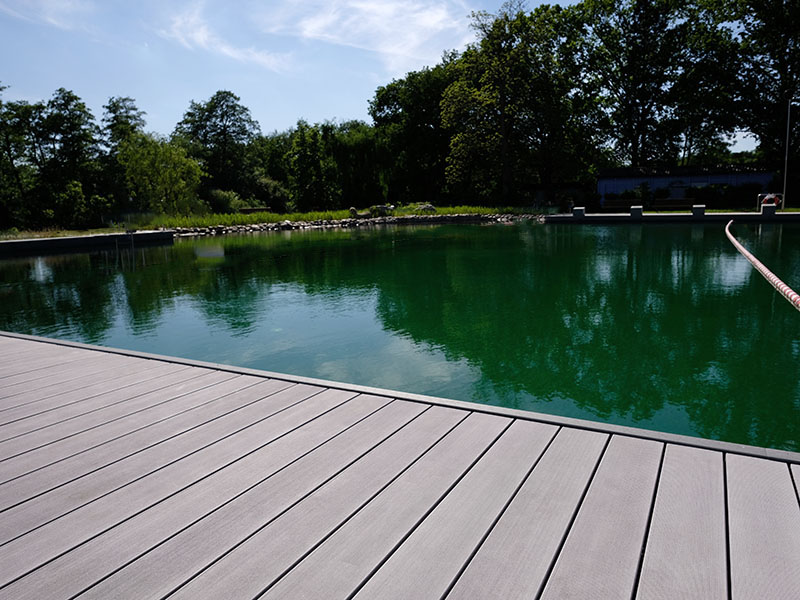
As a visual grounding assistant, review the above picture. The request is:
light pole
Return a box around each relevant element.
[783,97,798,210]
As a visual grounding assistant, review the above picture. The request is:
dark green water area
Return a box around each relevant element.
[2,223,799,451]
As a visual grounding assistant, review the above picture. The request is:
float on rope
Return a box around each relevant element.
[725,220,800,312]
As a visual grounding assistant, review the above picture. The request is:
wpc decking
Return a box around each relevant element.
[1,332,799,599]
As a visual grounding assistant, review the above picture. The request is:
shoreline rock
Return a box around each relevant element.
[170,213,544,237]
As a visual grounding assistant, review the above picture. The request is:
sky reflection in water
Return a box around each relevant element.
[1,223,799,451]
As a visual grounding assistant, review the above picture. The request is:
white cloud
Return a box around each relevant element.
[315,334,479,392]
[0,0,94,29]
[0,0,477,76]
[258,0,476,75]
[161,3,291,72]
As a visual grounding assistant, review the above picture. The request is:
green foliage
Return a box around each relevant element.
[370,60,457,205]
[325,120,386,207]
[441,2,603,205]
[40,88,100,189]
[102,96,146,151]
[173,90,260,198]
[100,96,146,214]
[286,120,341,212]
[251,175,291,213]
[1,1,796,231]
[0,86,103,228]
[393,205,524,215]
[137,205,526,229]
[69,186,112,229]
[141,210,352,229]
[207,189,248,213]
[248,131,292,189]
[731,0,800,168]
[581,0,685,166]
[670,2,740,165]
[118,132,205,215]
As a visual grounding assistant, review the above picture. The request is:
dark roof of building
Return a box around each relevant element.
[598,164,776,179]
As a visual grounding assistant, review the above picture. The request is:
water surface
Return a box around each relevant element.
[2,223,799,450]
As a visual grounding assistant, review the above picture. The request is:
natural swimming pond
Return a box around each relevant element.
[2,223,799,451]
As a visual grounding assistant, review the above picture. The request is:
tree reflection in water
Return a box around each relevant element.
[1,223,798,450]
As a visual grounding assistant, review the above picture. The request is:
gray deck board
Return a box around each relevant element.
[171,405,467,600]
[0,333,798,599]
[0,381,329,545]
[0,337,35,356]
[0,387,357,587]
[0,353,127,393]
[0,370,212,459]
[260,412,510,599]
[636,444,727,600]
[353,419,557,599]
[540,435,663,599]
[0,348,88,379]
[0,358,171,412]
[75,399,426,600]
[4,395,400,600]
[0,343,79,368]
[448,427,608,600]
[0,363,194,430]
[0,373,257,475]
[727,454,800,599]
[0,361,180,422]
[0,341,88,366]
[0,379,295,505]
[0,377,289,533]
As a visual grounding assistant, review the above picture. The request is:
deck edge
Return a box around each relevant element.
[2,330,797,464]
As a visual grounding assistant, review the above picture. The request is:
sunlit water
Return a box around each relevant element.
[2,223,799,450]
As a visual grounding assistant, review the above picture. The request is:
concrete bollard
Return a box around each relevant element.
[573,207,585,219]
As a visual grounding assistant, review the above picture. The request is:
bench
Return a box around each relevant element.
[599,198,638,212]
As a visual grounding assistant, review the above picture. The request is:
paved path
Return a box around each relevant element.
[1,332,799,599]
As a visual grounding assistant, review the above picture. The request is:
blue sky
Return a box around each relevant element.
[0,0,535,136]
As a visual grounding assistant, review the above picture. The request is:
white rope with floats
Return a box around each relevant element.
[725,220,800,312]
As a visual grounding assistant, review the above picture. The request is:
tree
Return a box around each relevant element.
[518,4,608,190]
[102,96,146,152]
[39,88,100,190]
[12,88,102,227]
[173,90,261,201]
[369,59,457,205]
[581,0,684,166]
[0,85,33,227]
[441,2,533,204]
[118,132,205,215]
[670,2,741,165]
[732,0,800,169]
[286,120,340,212]
[326,120,385,208]
[55,179,111,229]
[246,131,294,211]
[441,2,601,205]
[101,96,146,213]
[249,130,293,186]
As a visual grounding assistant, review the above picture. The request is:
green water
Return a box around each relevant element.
[2,223,799,451]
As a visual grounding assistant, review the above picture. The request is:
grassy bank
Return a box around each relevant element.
[0,226,127,241]
[0,206,530,240]
[142,205,526,229]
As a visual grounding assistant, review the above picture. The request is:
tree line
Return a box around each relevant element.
[1,0,797,230]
